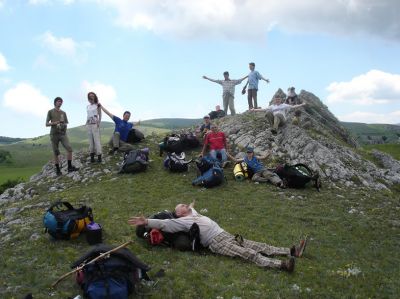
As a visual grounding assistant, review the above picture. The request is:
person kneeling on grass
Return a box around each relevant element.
[128,201,307,272]
[231,147,285,188]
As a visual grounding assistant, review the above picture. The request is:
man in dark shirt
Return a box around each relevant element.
[45,97,78,175]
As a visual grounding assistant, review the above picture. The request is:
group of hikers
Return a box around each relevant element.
[44,61,309,273]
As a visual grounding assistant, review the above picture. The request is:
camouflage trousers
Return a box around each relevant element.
[252,169,282,186]
[208,231,290,269]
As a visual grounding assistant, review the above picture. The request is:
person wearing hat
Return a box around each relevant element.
[286,87,300,105]
[253,96,306,135]
[231,147,285,188]
[203,72,247,116]
[45,97,79,175]
[242,62,270,110]
[200,124,230,166]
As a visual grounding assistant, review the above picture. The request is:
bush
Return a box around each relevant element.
[0,178,23,194]
[0,149,12,164]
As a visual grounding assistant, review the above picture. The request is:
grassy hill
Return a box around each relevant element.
[0,123,170,185]
[341,122,400,144]
[1,135,399,298]
[140,118,202,129]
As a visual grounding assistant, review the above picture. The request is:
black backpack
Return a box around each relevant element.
[71,244,151,299]
[163,152,192,173]
[43,201,93,240]
[180,132,200,149]
[136,210,203,251]
[126,129,145,144]
[275,163,321,191]
[119,149,149,174]
[161,135,184,155]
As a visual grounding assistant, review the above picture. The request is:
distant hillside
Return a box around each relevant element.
[140,118,201,129]
[341,122,400,145]
[0,136,26,144]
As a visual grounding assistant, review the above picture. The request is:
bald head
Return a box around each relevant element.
[174,204,192,217]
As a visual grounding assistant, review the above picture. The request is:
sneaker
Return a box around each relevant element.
[281,257,295,272]
[68,166,79,173]
[291,236,308,258]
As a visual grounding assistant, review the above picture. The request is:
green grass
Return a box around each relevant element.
[362,143,400,160]
[1,135,399,298]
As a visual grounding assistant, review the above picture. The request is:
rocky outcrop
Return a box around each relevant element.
[214,89,400,190]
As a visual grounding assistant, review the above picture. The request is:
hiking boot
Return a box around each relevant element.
[271,129,277,135]
[68,166,79,173]
[281,257,295,272]
[97,155,102,163]
[290,237,308,258]
[90,153,95,163]
[56,169,62,176]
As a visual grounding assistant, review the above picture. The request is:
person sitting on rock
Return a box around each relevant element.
[200,124,230,167]
[254,96,306,135]
[231,147,285,188]
[286,87,301,105]
[128,201,308,272]
[208,105,226,120]
[99,103,140,153]
[196,115,212,138]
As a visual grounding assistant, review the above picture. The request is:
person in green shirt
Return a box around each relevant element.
[45,97,79,176]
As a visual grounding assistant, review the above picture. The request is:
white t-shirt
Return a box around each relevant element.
[87,104,99,124]
[268,103,292,119]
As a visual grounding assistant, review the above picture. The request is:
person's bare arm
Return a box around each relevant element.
[292,102,306,109]
[98,103,114,119]
[128,216,148,226]
[200,142,207,157]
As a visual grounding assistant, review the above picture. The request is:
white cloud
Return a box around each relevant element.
[91,0,400,41]
[0,52,10,71]
[29,0,75,5]
[339,110,400,124]
[3,82,52,117]
[326,70,400,105]
[81,81,124,117]
[38,31,93,62]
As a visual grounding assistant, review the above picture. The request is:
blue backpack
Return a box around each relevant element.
[72,244,151,299]
[192,157,224,188]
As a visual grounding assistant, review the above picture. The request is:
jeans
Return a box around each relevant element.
[210,149,227,162]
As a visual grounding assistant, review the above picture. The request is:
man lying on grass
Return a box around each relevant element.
[128,201,307,272]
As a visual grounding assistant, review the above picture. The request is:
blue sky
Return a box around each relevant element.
[0,0,399,138]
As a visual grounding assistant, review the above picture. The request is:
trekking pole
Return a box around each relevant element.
[52,240,133,288]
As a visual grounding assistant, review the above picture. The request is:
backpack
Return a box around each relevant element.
[180,132,200,149]
[43,201,93,240]
[126,129,145,144]
[119,149,149,174]
[192,157,224,188]
[72,244,151,299]
[275,163,321,191]
[136,210,202,251]
[163,152,192,173]
[160,135,184,156]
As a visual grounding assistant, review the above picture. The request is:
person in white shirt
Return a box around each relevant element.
[86,92,102,163]
[254,96,306,135]
[128,201,308,272]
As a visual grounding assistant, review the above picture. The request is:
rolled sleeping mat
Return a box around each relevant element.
[233,162,248,181]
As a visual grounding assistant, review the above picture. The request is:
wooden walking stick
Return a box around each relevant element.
[52,240,133,288]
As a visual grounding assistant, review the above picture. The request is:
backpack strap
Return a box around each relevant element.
[48,201,74,212]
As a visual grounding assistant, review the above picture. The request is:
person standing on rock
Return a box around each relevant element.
[231,147,285,188]
[254,96,306,135]
[203,72,247,116]
[242,62,270,110]
[286,87,300,105]
[45,97,79,176]
[86,92,102,163]
[98,103,140,154]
